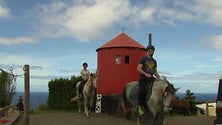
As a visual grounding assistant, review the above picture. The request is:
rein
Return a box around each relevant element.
[162,84,173,111]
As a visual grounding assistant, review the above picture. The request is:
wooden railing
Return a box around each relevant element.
[0,105,14,117]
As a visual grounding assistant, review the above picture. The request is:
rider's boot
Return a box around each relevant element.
[138,106,144,116]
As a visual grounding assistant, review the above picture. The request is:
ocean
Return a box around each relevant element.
[12,92,217,110]
[176,93,217,102]
[12,91,49,110]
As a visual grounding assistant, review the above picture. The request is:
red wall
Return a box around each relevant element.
[97,48,146,95]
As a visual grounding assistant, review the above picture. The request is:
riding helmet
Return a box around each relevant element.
[147,45,155,50]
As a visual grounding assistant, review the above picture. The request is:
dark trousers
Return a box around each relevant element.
[138,77,154,109]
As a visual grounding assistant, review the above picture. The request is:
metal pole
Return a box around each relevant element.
[24,65,30,125]
[148,33,152,46]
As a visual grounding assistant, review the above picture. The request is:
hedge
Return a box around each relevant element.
[48,75,81,111]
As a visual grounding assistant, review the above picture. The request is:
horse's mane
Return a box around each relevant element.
[155,76,175,95]
[166,81,176,95]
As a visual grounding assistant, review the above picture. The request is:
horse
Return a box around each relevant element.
[121,78,178,125]
[83,73,97,117]
[16,102,24,111]
[71,73,97,116]
[170,99,190,116]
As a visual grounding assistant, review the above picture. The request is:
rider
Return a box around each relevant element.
[137,45,160,115]
[72,62,90,101]
[16,96,24,111]
[79,62,90,97]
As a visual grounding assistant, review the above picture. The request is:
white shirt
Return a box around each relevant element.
[81,69,90,80]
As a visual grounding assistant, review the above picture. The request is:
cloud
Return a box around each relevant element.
[213,57,222,62]
[30,0,222,43]
[0,1,10,18]
[31,0,134,42]
[195,64,212,69]
[166,71,220,93]
[151,0,222,27]
[0,52,77,77]
[0,36,36,46]
[211,35,222,50]
[1,0,222,46]
[199,35,222,50]
[192,0,222,26]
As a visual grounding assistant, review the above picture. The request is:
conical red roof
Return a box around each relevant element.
[96,33,146,51]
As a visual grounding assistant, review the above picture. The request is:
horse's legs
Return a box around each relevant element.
[89,97,94,112]
[152,110,164,125]
[188,108,190,116]
[84,97,90,117]
[170,110,173,116]
[77,100,81,113]
[136,117,141,125]
[185,108,190,116]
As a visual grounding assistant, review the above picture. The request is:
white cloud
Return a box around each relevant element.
[213,57,222,62]
[32,0,133,42]
[0,1,10,18]
[0,52,77,77]
[1,0,222,46]
[211,35,222,50]
[137,0,222,27]
[195,64,212,69]
[0,36,36,46]
[192,0,222,26]
[200,35,222,50]
[29,0,222,43]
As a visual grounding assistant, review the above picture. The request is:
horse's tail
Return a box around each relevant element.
[120,85,132,119]
[120,86,127,112]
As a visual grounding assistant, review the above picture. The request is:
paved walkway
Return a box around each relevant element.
[13,112,215,125]
[0,108,20,125]
[0,108,216,125]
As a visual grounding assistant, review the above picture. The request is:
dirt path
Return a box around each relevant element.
[14,113,215,125]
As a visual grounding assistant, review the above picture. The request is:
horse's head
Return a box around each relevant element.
[162,80,179,112]
[89,73,97,88]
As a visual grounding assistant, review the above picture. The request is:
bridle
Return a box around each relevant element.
[162,89,173,111]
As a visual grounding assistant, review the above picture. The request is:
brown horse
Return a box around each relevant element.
[170,99,190,116]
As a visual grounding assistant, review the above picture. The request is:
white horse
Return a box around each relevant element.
[71,73,97,117]
[83,73,97,117]
[121,78,178,125]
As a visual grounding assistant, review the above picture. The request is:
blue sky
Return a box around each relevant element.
[0,0,221,93]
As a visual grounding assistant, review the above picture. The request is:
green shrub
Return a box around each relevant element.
[47,75,81,111]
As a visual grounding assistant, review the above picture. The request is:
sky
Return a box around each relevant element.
[0,0,222,93]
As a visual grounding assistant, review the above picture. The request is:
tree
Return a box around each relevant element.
[184,89,197,114]
[0,70,16,107]
[184,89,196,102]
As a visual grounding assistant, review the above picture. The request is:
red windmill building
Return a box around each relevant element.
[96,32,146,95]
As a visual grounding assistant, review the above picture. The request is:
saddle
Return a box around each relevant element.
[129,79,155,101]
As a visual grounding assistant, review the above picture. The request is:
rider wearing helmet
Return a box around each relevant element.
[147,45,155,51]
[137,45,160,115]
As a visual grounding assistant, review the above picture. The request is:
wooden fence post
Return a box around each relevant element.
[24,65,30,125]
[206,101,209,116]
